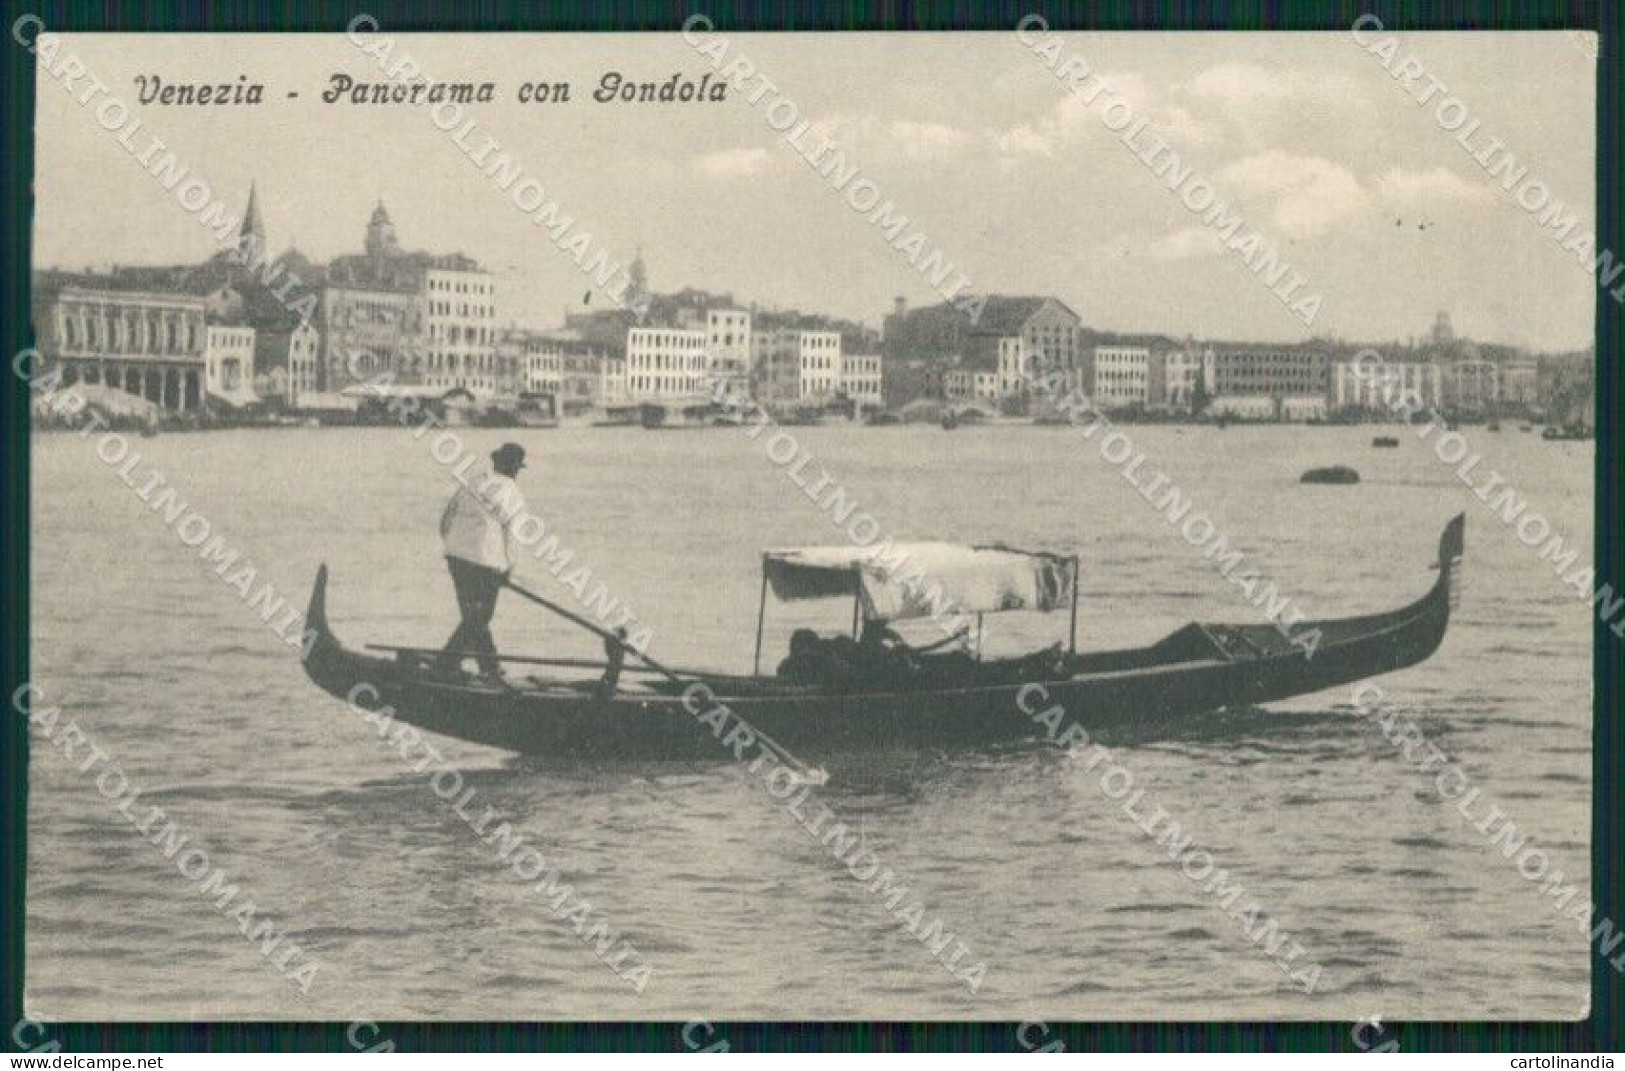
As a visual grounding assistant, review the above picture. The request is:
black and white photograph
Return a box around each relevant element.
[14,18,1607,1040]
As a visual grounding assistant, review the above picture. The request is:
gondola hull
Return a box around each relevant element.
[302,516,1463,760]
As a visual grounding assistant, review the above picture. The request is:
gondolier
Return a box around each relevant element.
[436,442,528,680]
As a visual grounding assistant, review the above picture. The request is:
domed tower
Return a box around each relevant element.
[1430,310,1455,345]
[365,200,399,258]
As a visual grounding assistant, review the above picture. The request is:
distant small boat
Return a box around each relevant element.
[1301,465,1360,485]
[1543,424,1592,441]
[1372,436,1400,448]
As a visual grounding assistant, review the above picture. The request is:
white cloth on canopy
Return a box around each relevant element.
[763,543,1075,622]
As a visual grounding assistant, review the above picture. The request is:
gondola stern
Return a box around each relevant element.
[301,563,362,691]
[304,563,331,650]
[1439,513,1466,571]
[299,563,395,709]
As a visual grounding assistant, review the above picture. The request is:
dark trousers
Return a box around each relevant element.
[439,557,505,675]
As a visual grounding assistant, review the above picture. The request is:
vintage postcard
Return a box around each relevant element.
[19,23,1601,1031]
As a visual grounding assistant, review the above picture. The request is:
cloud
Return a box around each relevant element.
[1375,166,1495,206]
[809,113,979,161]
[693,148,771,178]
[993,70,1222,161]
[994,124,1056,157]
[1184,63,1295,113]
[889,119,976,157]
[1217,151,1373,237]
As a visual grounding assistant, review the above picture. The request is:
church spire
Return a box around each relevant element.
[237,181,266,256]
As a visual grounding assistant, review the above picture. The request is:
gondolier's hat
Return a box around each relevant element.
[491,442,526,471]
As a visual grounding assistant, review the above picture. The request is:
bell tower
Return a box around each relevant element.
[365,199,399,258]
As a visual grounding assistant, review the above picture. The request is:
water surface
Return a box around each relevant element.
[28,423,1592,1020]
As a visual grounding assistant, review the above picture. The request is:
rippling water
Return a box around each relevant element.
[27,423,1591,1020]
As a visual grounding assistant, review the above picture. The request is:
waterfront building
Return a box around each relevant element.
[627,326,710,399]
[499,327,608,413]
[1442,357,1499,413]
[1501,360,1539,409]
[204,322,258,407]
[492,329,525,397]
[600,357,629,407]
[502,328,563,395]
[943,367,1000,403]
[423,259,498,395]
[995,337,1029,397]
[564,274,740,355]
[1158,347,1204,413]
[705,306,752,400]
[882,294,1081,407]
[287,321,318,404]
[32,275,208,412]
[570,273,762,402]
[321,201,493,394]
[1205,346,1329,400]
[757,327,843,404]
[1330,358,1441,413]
[254,322,320,409]
[748,303,875,401]
[839,352,884,409]
[560,340,607,415]
[317,284,425,390]
[796,331,843,401]
[1093,344,1152,410]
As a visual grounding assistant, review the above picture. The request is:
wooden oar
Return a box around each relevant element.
[503,576,684,680]
[502,576,825,780]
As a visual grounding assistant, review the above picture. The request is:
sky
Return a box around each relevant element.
[32,30,1599,351]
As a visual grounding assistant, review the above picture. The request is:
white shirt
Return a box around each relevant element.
[441,471,526,572]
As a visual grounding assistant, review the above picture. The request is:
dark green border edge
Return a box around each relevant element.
[0,0,1616,1054]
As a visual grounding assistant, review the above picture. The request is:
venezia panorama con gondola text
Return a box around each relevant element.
[132,73,730,106]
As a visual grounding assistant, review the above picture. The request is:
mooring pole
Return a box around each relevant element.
[753,565,769,677]
[1068,556,1080,656]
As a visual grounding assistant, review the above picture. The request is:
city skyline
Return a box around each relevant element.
[33,32,1598,351]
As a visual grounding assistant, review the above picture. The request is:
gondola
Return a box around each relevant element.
[301,515,1464,761]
